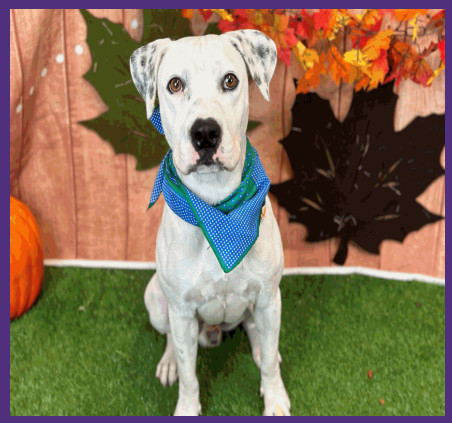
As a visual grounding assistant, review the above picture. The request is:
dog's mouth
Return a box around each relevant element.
[187,157,229,174]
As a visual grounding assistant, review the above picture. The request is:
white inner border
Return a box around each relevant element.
[44,259,445,286]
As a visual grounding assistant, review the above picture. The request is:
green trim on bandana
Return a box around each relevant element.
[165,140,257,214]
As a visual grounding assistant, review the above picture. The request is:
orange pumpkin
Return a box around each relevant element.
[10,196,44,319]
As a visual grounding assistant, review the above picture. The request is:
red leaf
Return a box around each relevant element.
[292,19,309,39]
[312,9,332,32]
[284,27,299,48]
[438,39,445,63]
[217,10,255,33]
[199,9,213,21]
[411,58,434,86]
[368,370,373,379]
[278,48,293,66]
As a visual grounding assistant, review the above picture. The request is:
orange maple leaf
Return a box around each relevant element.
[181,9,193,19]
[367,49,389,90]
[296,52,327,93]
[394,9,427,22]
[328,45,354,85]
[362,29,394,60]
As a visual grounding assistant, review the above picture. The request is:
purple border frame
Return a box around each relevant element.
[5,1,448,419]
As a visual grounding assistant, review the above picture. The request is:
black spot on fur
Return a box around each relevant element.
[148,84,154,99]
[230,40,241,54]
[140,56,146,67]
[237,35,243,41]
[256,44,268,58]
[253,73,261,86]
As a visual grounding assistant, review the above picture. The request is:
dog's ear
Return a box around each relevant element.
[223,29,277,101]
[130,38,171,119]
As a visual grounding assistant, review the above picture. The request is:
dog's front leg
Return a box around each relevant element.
[254,288,291,416]
[167,304,201,416]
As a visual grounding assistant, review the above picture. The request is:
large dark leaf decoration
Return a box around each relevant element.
[79,9,260,171]
[79,9,191,170]
[270,82,444,265]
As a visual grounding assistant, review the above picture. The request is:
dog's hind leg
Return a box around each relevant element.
[144,272,170,334]
[144,273,178,386]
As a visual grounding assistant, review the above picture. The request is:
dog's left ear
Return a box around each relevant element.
[130,38,171,119]
[223,29,277,101]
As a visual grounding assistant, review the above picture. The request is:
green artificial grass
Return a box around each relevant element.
[10,267,445,416]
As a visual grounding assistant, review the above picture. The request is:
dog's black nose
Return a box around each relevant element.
[190,118,221,151]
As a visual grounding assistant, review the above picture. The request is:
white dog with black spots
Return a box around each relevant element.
[130,29,290,416]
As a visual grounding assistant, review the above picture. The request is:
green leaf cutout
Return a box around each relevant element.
[79,9,189,170]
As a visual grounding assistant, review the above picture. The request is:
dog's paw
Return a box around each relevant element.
[174,399,202,416]
[156,345,178,387]
[260,379,291,416]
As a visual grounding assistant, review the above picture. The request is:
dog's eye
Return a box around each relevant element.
[223,73,238,90]
[168,77,183,93]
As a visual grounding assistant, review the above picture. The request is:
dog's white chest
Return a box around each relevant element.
[157,200,283,324]
[185,271,260,325]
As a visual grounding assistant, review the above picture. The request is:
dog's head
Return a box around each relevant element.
[130,30,277,175]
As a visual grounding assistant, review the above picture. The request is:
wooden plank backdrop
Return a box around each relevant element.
[10,9,445,278]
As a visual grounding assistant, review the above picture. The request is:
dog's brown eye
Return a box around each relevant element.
[223,73,238,90]
[168,77,183,93]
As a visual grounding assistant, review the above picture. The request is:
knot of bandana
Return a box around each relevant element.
[148,139,270,273]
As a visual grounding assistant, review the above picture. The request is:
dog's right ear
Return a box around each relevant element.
[223,29,277,102]
[130,38,171,119]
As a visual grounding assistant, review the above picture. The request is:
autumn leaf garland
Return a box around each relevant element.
[183,9,445,93]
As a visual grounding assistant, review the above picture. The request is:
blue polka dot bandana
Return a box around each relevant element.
[148,139,270,273]
[150,104,164,135]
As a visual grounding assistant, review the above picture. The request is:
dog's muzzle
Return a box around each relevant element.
[190,118,222,166]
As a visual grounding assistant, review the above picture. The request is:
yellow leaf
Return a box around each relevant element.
[343,49,369,68]
[294,41,307,62]
[303,49,319,69]
[409,14,419,42]
[328,10,350,41]
[427,62,445,85]
[209,9,234,22]
[294,42,319,70]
